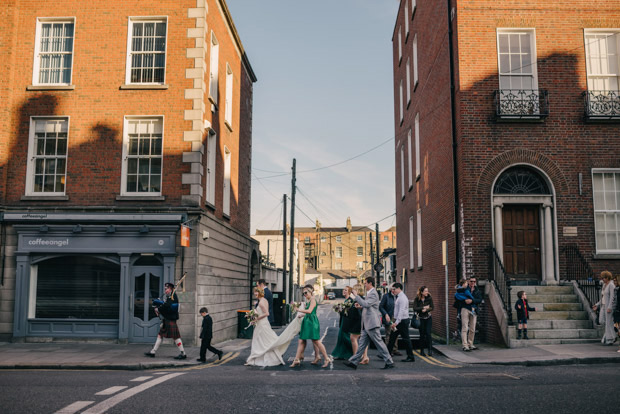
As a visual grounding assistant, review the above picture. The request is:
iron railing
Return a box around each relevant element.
[487,245,513,325]
[494,89,549,119]
[583,90,620,120]
[561,244,601,309]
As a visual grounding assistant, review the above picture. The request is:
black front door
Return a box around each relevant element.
[129,266,162,343]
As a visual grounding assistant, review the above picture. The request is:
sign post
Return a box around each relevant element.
[442,240,449,345]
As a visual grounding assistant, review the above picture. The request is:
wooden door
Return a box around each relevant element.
[502,205,541,281]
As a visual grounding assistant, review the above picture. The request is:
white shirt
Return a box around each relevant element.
[393,291,409,325]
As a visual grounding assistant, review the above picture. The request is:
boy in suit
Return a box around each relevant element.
[515,291,536,339]
[197,307,223,362]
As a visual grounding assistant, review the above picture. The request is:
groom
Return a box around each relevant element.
[344,277,395,370]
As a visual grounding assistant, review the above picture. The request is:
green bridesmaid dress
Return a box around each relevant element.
[299,300,320,340]
[331,312,353,359]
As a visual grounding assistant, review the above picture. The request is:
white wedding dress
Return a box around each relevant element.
[245,306,303,366]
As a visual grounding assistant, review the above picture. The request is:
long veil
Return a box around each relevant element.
[246,315,303,365]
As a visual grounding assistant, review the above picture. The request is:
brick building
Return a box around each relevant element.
[393,0,620,345]
[0,0,259,345]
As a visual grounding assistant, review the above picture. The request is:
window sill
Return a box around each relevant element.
[593,253,620,260]
[119,84,169,90]
[416,174,420,182]
[116,195,166,201]
[407,99,411,109]
[413,80,419,92]
[21,195,69,201]
[27,85,75,91]
[408,185,413,192]
[208,95,218,109]
[417,266,423,271]
[223,213,230,220]
[412,6,417,20]
[224,120,233,132]
[205,201,216,211]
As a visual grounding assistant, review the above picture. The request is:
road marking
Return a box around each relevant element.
[130,376,153,382]
[384,373,440,381]
[459,372,520,380]
[178,351,239,371]
[53,401,94,414]
[95,386,128,396]
[81,373,185,414]
[412,350,461,368]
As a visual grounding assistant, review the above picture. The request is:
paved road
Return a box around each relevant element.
[2,304,619,414]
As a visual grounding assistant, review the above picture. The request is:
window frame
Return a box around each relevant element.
[32,17,76,86]
[406,58,411,105]
[336,235,342,243]
[415,113,420,179]
[125,16,168,86]
[496,28,538,92]
[583,29,620,92]
[399,80,404,124]
[335,246,343,258]
[417,209,423,269]
[225,63,233,129]
[592,168,620,254]
[209,31,220,105]
[120,116,165,196]
[357,235,363,242]
[413,34,419,88]
[223,145,231,217]
[400,144,406,199]
[205,131,217,207]
[407,128,413,190]
[409,216,415,270]
[404,2,410,39]
[356,246,363,257]
[25,116,70,196]
[398,26,403,64]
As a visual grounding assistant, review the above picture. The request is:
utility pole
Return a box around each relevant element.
[369,234,374,284]
[375,223,380,286]
[288,158,296,302]
[282,194,287,308]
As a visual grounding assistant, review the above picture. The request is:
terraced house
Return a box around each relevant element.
[0,0,258,345]
[393,0,620,346]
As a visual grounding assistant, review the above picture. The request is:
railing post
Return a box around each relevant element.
[506,277,513,325]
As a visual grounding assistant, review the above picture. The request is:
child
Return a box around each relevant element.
[198,307,223,363]
[514,291,536,339]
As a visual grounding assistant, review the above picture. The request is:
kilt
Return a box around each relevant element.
[159,319,181,339]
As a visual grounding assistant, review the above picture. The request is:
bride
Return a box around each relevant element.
[245,287,302,366]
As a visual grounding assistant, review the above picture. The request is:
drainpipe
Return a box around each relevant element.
[447,0,461,283]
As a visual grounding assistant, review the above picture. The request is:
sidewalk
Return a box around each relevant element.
[434,342,620,366]
[0,338,251,370]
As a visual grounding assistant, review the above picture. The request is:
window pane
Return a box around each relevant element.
[55,175,65,192]
[133,22,143,37]
[138,159,149,174]
[155,37,165,52]
[150,175,161,192]
[150,158,161,174]
[56,158,66,174]
[35,159,44,174]
[126,174,137,192]
[35,256,120,319]
[44,175,55,192]
[127,158,137,174]
[154,68,164,83]
[156,22,166,36]
[498,34,509,54]
[597,231,606,250]
[139,138,150,155]
[128,138,138,155]
[138,174,149,192]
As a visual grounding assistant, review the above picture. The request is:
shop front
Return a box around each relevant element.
[5,213,182,343]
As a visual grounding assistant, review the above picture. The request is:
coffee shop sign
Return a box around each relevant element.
[28,238,69,247]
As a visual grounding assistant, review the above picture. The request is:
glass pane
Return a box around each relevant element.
[593,173,603,192]
[143,36,154,52]
[151,136,162,154]
[148,272,160,320]
[596,232,607,250]
[138,159,149,174]
[521,34,531,54]
[595,213,606,229]
[45,138,56,155]
[498,34,509,54]
[139,138,150,155]
[126,174,137,192]
[127,158,137,174]
[510,55,521,74]
[35,159,44,174]
[35,256,120,319]
[55,175,64,192]
[509,34,519,53]
[138,174,149,192]
[153,68,164,83]
[34,175,43,192]
[64,36,73,53]
[131,68,141,83]
[132,36,142,53]
[150,158,161,174]
[144,23,154,37]
[606,232,617,250]
[36,136,45,155]
[134,273,145,320]
[128,138,138,155]
[150,175,161,192]
[142,67,153,83]
[155,38,165,52]
[154,53,165,68]
[132,54,142,70]
[64,23,74,38]
[156,22,166,36]
[57,138,67,155]
[45,158,56,174]
[133,22,143,37]
[56,158,66,174]
[499,54,509,74]
[44,175,55,192]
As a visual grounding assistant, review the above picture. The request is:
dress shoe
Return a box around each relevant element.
[381,363,395,369]
[218,351,223,360]
[419,349,426,356]
[196,358,206,363]
[392,351,403,356]
[402,357,415,362]
[174,353,187,360]
[144,352,155,358]
[428,348,433,356]
[343,361,357,370]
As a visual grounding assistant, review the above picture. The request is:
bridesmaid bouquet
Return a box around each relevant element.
[342,300,353,316]
[244,309,258,329]
[290,302,301,313]
[332,303,344,313]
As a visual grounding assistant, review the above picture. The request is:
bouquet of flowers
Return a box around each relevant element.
[290,302,302,313]
[244,309,258,329]
[332,303,344,313]
[342,300,353,316]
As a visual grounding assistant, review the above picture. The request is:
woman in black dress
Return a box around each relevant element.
[341,285,369,364]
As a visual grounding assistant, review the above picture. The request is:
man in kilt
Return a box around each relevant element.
[145,282,187,360]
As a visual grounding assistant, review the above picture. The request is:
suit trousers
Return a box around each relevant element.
[386,319,414,358]
[349,327,393,365]
[460,308,477,348]
[200,337,221,360]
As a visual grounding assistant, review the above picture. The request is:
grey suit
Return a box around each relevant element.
[348,288,394,365]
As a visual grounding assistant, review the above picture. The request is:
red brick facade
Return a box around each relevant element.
[393,0,620,344]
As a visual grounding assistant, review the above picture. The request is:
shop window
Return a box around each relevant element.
[30,256,120,319]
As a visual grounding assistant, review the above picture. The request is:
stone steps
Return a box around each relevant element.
[505,284,600,348]
[509,338,600,348]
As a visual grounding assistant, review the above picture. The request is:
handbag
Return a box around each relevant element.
[410,313,420,329]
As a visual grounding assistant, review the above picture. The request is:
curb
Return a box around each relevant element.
[0,361,202,371]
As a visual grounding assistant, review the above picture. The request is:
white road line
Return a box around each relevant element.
[82,373,185,414]
[53,401,94,414]
[130,376,153,382]
[95,386,128,396]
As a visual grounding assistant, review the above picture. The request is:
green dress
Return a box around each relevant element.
[299,300,320,340]
[331,313,353,359]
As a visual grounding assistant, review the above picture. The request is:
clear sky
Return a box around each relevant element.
[226,0,400,233]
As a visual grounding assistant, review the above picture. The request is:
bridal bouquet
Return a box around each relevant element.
[244,309,258,329]
[332,303,344,314]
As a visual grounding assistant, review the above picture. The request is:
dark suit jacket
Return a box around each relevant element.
[264,287,274,324]
[200,314,213,340]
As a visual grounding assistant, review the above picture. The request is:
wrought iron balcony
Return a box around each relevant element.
[583,90,620,121]
[494,89,549,120]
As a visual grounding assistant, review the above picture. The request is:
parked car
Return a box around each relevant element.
[377,308,420,348]
[326,292,336,300]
